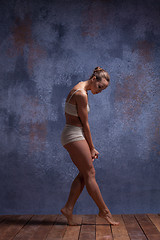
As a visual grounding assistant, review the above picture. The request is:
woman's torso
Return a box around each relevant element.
[65,82,89,127]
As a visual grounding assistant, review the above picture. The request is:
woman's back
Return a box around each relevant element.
[65,83,89,127]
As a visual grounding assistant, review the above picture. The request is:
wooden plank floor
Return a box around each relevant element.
[0,214,160,240]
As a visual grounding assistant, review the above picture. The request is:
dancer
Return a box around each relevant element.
[61,67,119,226]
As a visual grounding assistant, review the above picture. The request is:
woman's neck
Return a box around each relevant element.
[81,80,91,92]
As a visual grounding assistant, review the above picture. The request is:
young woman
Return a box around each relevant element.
[61,67,119,226]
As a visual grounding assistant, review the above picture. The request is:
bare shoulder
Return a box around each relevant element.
[75,89,88,105]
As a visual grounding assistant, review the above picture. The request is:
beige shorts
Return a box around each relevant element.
[61,124,85,146]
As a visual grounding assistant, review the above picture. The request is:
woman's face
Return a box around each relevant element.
[91,77,109,94]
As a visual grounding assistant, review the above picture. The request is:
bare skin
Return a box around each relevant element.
[61,76,119,226]
[61,140,119,226]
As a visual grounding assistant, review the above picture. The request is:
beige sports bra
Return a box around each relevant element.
[65,89,90,117]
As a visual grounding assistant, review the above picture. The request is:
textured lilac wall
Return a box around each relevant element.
[0,0,160,214]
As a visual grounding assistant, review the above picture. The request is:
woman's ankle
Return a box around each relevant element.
[99,208,111,215]
[64,205,73,212]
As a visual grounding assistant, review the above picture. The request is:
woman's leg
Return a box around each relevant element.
[63,172,85,211]
[61,172,85,225]
[62,140,119,226]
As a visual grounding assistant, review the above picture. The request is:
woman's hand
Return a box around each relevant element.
[90,148,99,161]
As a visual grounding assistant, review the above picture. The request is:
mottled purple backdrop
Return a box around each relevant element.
[0,0,160,214]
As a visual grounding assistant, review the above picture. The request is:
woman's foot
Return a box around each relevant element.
[61,207,80,226]
[98,209,119,226]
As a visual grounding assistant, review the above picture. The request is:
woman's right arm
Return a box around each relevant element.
[76,92,99,160]
[76,92,94,149]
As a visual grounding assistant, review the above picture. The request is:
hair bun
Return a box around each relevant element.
[94,67,103,72]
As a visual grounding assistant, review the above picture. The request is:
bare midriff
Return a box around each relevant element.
[65,113,83,127]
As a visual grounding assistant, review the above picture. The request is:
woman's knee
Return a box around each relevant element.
[83,166,96,180]
[78,172,85,185]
